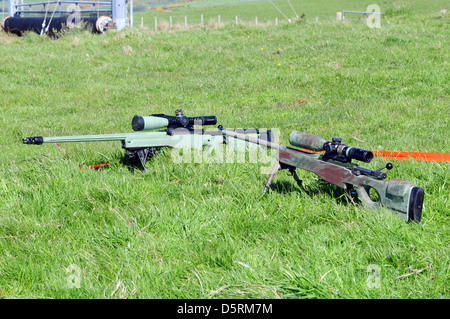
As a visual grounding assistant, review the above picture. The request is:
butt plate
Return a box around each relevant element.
[408,187,424,223]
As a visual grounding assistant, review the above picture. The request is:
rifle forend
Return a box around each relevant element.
[222,129,424,223]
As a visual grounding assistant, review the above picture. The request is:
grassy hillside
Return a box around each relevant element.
[135,0,449,25]
[0,1,448,299]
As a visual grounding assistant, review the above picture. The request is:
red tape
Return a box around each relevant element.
[79,162,112,170]
[76,150,450,169]
[372,151,450,162]
[299,149,449,162]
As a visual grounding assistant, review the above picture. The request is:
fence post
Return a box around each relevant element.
[255,16,258,26]
[235,15,238,25]
[201,14,203,27]
[155,16,157,32]
[275,17,278,26]
[170,16,172,28]
[218,14,221,27]
[140,16,143,27]
[185,16,187,28]
[130,0,133,27]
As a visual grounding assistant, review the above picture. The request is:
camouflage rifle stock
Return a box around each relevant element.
[221,129,424,223]
[22,109,265,171]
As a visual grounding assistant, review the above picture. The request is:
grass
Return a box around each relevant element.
[0,1,449,299]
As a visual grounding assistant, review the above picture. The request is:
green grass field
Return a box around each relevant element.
[0,0,449,299]
[135,0,450,25]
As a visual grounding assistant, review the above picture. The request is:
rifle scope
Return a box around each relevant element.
[289,131,373,163]
[132,110,217,132]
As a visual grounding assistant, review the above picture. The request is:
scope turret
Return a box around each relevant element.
[132,109,217,134]
[289,131,373,163]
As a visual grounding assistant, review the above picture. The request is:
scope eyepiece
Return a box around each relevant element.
[345,147,374,163]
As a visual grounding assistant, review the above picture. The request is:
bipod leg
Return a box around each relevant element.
[137,149,150,172]
[288,167,302,188]
[263,159,280,195]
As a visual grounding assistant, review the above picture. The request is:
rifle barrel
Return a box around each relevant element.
[223,130,279,150]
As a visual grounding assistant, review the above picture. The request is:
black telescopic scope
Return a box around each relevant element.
[132,113,217,132]
[181,116,217,126]
[170,109,217,127]
[323,140,374,163]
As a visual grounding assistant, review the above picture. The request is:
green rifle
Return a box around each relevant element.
[22,109,267,171]
[221,129,424,223]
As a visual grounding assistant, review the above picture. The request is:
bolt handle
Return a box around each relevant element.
[377,162,393,171]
